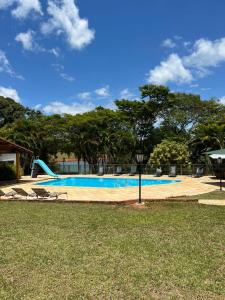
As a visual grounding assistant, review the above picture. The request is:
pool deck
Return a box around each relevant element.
[0,174,222,203]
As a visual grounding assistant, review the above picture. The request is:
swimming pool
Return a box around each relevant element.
[36,177,180,188]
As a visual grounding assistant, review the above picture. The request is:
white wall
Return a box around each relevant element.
[0,153,16,164]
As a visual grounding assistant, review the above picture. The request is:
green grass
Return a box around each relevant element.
[167,190,225,201]
[0,202,225,299]
[195,190,225,200]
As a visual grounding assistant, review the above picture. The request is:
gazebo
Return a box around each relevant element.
[205,149,225,179]
[0,137,33,182]
[206,149,225,159]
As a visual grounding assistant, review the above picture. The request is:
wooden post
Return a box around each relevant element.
[16,152,20,183]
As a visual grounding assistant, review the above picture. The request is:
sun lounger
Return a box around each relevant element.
[155,167,162,177]
[193,167,204,178]
[129,165,137,176]
[12,188,37,199]
[32,188,68,200]
[0,189,17,199]
[97,166,104,176]
[169,166,176,177]
[114,166,123,176]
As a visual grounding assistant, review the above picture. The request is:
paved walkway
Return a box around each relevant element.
[199,200,225,206]
[0,175,221,203]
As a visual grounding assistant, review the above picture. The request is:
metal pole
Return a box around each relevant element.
[138,164,142,204]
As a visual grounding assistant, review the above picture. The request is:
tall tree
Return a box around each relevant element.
[161,94,225,141]
[67,108,135,165]
[0,97,26,127]
[189,118,225,161]
[115,84,172,157]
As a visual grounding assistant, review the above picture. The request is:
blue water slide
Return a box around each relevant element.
[32,159,59,178]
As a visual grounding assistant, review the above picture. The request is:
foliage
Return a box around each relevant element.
[0,85,225,165]
[115,85,172,158]
[150,140,190,165]
[67,108,135,164]
[0,97,25,127]
[0,163,17,180]
[189,117,225,161]
[0,96,41,128]
[160,93,225,141]
[0,114,67,162]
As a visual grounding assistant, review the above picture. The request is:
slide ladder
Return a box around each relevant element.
[31,159,59,178]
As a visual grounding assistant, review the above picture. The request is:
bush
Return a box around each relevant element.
[0,163,17,181]
[150,140,190,166]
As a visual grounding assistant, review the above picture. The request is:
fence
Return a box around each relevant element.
[52,162,215,176]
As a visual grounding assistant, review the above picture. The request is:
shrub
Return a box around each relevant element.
[0,163,17,181]
[150,140,190,166]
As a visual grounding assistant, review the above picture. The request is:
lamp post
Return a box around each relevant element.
[136,152,144,204]
[217,157,223,191]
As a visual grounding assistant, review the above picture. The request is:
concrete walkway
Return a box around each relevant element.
[199,199,225,206]
[0,175,222,203]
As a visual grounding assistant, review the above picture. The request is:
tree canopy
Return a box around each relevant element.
[0,84,224,166]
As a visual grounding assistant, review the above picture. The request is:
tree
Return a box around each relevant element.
[189,119,225,162]
[160,94,225,142]
[1,84,224,169]
[67,108,135,165]
[115,85,172,159]
[0,97,26,127]
[0,114,66,162]
[150,140,190,165]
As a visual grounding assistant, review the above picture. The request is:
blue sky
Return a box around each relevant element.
[1,0,225,114]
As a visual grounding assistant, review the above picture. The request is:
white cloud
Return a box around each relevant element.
[0,86,20,102]
[0,50,12,74]
[148,37,225,85]
[41,101,94,115]
[174,35,182,40]
[41,0,95,50]
[49,48,60,57]
[120,88,134,99]
[78,92,91,100]
[201,87,211,91]
[0,0,13,9]
[0,0,42,19]
[15,30,35,51]
[15,31,62,57]
[183,41,191,48]
[60,72,75,82]
[0,50,23,79]
[184,38,225,70]
[95,85,110,97]
[162,38,176,48]
[148,53,193,85]
[219,96,225,105]
[190,83,199,88]
[52,63,64,72]
[34,104,42,110]
[104,101,117,110]
[52,63,74,82]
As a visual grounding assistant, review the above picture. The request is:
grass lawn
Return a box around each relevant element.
[0,202,225,299]
[195,190,225,200]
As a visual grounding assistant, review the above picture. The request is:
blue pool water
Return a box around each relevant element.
[36,177,180,188]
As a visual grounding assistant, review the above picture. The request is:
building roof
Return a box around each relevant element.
[0,137,33,154]
[205,149,225,159]
[206,149,225,155]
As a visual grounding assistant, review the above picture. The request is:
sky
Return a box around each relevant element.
[1,0,225,114]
